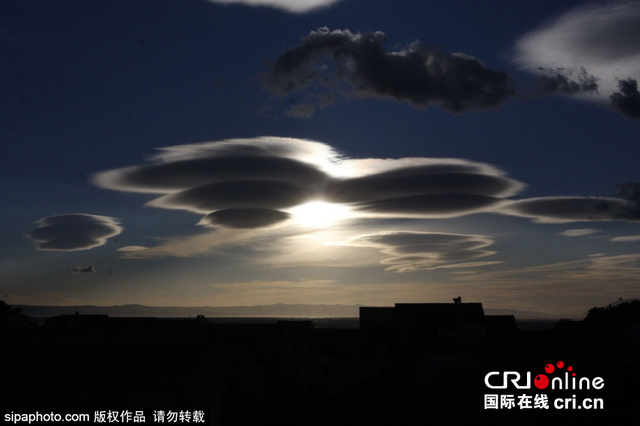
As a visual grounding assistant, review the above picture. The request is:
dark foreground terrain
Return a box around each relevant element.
[2,301,639,424]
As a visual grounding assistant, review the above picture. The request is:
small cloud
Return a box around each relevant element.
[117,246,148,252]
[266,28,513,116]
[560,229,600,237]
[72,265,96,273]
[285,102,317,118]
[25,214,123,252]
[610,235,640,242]
[206,0,342,13]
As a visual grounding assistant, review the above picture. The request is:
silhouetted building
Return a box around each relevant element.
[360,302,513,351]
[360,302,487,329]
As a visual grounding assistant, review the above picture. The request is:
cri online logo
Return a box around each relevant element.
[535,361,571,390]
[485,360,604,391]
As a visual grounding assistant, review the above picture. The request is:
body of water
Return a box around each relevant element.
[205,317,360,329]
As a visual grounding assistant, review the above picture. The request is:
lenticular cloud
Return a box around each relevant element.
[93,137,639,230]
[92,137,524,228]
[206,0,342,14]
[25,214,123,251]
[93,137,339,229]
[326,158,523,218]
[338,231,501,273]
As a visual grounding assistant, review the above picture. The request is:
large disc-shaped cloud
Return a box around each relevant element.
[93,138,525,227]
[94,137,335,194]
[25,214,123,251]
[327,164,521,202]
[327,158,522,218]
[93,137,339,229]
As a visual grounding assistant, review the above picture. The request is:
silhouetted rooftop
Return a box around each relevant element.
[360,302,487,330]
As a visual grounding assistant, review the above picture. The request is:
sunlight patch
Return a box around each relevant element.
[288,201,352,227]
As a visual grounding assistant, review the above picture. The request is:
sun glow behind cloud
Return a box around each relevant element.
[287,201,353,227]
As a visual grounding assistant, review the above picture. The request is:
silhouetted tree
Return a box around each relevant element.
[0,300,32,330]
[584,300,640,325]
[0,300,17,318]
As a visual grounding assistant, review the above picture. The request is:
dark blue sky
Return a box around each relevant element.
[2,0,640,316]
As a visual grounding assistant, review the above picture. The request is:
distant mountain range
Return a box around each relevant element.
[15,303,569,320]
[16,303,361,318]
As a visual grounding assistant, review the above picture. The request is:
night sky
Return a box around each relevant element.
[3,0,640,317]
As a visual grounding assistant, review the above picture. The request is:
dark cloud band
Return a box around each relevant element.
[354,193,503,217]
[96,156,330,194]
[150,180,311,212]
[502,197,639,223]
[327,169,521,202]
[202,209,291,228]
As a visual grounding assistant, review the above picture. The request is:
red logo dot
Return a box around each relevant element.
[545,363,555,374]
[557,361,564,369]
[534,374,549,390]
